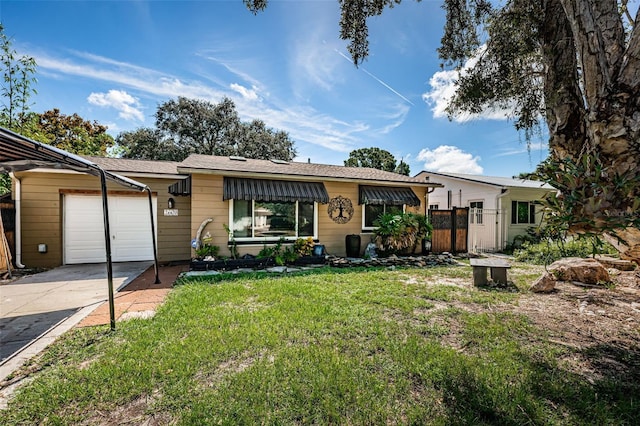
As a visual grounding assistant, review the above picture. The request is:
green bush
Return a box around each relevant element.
[513,237,617,265]
[195,244,219,259]
[293,237,314,257]
[373,212,432,256]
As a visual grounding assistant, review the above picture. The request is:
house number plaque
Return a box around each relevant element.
[327,195,354,224]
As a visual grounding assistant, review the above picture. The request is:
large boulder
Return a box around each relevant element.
[548,257,611,284]
[530,272,556,293]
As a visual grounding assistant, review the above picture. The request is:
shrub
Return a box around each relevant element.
[257,238,299,265]
[373,212,432,256]
[293,237,314,257]
[513,236,617,265]
[195,244,219,259]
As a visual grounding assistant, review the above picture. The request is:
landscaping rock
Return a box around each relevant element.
[594,255,637,271]
[530,272,556,293]
[548,257,611,285]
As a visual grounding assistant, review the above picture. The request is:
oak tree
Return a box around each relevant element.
[344,147,407,174]
[34,109,114,156]
[117,96,297,161]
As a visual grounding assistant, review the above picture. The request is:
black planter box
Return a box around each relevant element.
[293,255,327,266]
[190,256,326,271]
[190,257,275,271]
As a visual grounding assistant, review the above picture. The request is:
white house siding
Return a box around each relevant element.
[422,174,554,252]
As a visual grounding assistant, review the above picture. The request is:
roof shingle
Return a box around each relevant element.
[179,154,438,186]
[83,156,181,175]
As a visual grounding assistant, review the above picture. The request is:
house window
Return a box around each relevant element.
[469,201,483,224]
[429,204,439,210]
[230,200,317,240]
[511,201,536,224]
[358,185,421,231]
[363,204,404,230]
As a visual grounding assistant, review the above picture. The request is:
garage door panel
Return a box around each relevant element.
[64,195,157,264]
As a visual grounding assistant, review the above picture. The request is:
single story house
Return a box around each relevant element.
[415,171,556,252]
[14,154,442,268]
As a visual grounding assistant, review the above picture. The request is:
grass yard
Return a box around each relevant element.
[1,264,639,425]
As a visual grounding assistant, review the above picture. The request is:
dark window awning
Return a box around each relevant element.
[359,185,421,207]
[224,177,329,204]
[169,176,191,196]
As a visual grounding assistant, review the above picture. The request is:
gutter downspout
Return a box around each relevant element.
[495,188,509,251]
[425,187,437,216]
[10,172,25,268]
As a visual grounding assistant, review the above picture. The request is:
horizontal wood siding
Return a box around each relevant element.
[190,175,229,257]
[318,182,362,257]
[16,171,191,267]
[189,176,429,258]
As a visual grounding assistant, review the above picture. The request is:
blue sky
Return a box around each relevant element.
[1,0,550,177]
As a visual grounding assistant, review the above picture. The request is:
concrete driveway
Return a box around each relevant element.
[0,262,151,382]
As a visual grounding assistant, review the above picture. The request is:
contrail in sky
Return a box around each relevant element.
[337,50,415,106]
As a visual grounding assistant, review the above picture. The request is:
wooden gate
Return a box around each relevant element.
[429,208,468,253]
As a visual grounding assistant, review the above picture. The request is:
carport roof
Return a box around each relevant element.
[0,127,147,191]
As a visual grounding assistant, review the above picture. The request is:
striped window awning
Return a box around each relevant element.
[168,176,191,196]
[223,177,329,204]
[359,185,421,207]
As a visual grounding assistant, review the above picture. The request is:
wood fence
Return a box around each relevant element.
[429,208,468,254]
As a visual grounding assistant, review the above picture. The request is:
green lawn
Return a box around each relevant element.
[1,265,638,425]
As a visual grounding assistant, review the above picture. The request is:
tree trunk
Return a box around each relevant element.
[604,228,640,265]
[541,0,640,244]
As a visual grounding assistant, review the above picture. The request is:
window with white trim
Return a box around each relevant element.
[511,201,536,224]
[362,204,404,230]
[469,201,483,224]
[230,200,317,240]
[429,204,439,210]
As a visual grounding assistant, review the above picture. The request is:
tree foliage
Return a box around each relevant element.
[27,109,114,156]
[0,23,37,131]
[115,127,180,161]
[344,147,410,175]
[116,96,297,161]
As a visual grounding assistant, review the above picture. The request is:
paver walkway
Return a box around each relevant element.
[77,263,189,327]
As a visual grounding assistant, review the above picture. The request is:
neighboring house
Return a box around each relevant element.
[416,171,556,252]
[14,155,441,268]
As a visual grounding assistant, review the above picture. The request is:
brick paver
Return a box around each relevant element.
[77,263,189,327]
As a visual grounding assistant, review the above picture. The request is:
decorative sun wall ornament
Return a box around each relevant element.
[327,195,354,224]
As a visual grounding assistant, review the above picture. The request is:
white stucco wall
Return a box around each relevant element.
[421,173,555,251]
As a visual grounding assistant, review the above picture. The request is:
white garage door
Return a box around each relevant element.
[64,195,157,264]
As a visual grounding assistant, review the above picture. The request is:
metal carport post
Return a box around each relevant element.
[0,127,160,330]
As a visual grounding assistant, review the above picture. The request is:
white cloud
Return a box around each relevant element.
[34,50,368,154]
[422,47,513,122]
[87,89,144,122]
[230,83,260,101]
[494,141,549,157]
[376,103,410,134]
[292,33,343,93]
[417,145,483,174]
